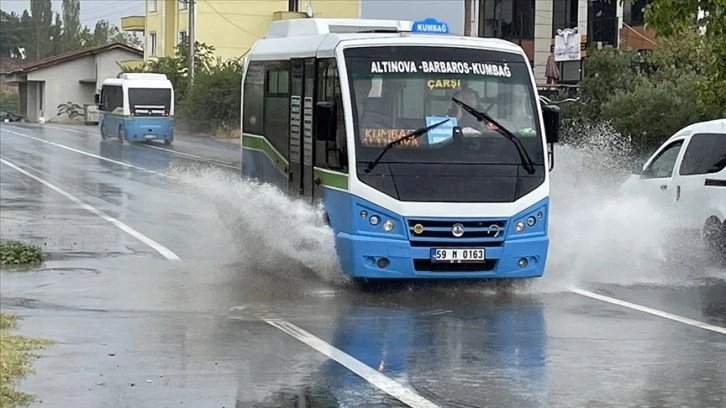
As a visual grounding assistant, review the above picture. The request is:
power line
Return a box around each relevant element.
[203,0,260,39]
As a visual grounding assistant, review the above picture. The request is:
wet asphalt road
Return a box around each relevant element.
[1,123,725,408]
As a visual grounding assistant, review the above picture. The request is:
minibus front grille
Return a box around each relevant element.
[407,219,507,240]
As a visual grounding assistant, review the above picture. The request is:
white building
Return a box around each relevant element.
[5,43,143,123]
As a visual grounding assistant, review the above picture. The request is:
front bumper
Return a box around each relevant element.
[336,232,548,279]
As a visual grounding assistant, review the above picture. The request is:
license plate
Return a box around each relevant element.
[430,248,486,263]
[145,134,156,139]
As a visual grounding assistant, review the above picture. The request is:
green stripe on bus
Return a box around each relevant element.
[242,133,288,174]
[315,168,348,190]
[242,133,349,190]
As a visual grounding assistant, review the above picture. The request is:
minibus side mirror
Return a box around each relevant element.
[94,94,104,110]
[543,105,560,144]
[315,101,337,142]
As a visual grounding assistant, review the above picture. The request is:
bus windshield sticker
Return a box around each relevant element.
[370,61,512,77]
[362,128,419,147]
[427,79,461,90]
[425,116,457,144]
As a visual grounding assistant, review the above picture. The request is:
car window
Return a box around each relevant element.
[642,140,684,179]
[679,133,726,175]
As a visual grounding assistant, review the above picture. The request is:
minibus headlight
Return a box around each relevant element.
[383,219,394,232]
[527,216,536,226]
[515,221,526,232]
[369,215,380,226]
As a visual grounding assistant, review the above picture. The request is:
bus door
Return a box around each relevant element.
[288,58,316,199]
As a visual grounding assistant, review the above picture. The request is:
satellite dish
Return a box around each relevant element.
[305,3,314,18]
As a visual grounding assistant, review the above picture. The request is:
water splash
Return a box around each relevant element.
[169,121,716,292]
[172,167,346,285]
[538,121,715,292]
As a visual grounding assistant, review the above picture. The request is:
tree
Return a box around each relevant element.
[61,0,81,51]
[49,12,63,55]
[93,20,109,45]
[0,11,24,57]
[644,0,726,114]
[29,0,53,60]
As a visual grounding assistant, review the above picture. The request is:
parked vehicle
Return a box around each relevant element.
[0,109,26,122]
[621,119,726,261]
[95,73,175,144]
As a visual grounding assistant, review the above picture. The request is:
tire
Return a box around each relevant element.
[164,139,172,145]
[118,126,125,144]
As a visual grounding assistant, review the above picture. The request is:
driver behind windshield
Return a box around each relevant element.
[448,87,485,133]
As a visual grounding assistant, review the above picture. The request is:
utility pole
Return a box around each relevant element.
[187,0,196,86]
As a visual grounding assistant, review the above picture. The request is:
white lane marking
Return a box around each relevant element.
[0,157,181,262]
[2,129,177,180]
[258,317,439,408]
[571,288,726,335]
[28,124,240,169]
[38,124,90,135]
[141,143,238,168]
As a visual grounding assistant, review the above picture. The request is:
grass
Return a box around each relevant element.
[0,241,43,268]
[0,312,53,408]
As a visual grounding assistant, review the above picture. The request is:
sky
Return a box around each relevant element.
[0,0,145,27]
[1,0,464,34]
[361,0,464,34]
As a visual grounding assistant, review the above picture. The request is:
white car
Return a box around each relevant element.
[621,119,726,261]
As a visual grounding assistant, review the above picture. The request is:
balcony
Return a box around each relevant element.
[121,16,146,32]
[273,11,308,20]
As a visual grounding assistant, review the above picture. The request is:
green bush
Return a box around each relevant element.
[0,240,43,267]
[601,75,711,155]
[558,29,724,155]
[0,92,19,113]
[179,60,242,132]
[124,40,241,134]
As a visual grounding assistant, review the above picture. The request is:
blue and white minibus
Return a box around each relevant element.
[96,73,175,144]
[240,18,560,280]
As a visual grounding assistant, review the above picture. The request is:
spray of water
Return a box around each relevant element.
[172,166,347,285]
[170,121,717,293]
[539,121,717,292]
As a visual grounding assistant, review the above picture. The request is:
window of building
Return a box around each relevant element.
[552,0,579,36]
[315,58,346,171]
[624,0,648,26]
[149,0,158,13]
[149,32,157,56]
[679,134,726,176]
[179,31,187,45]
[479,0,536,41]
[178,0,188,10]
[263,61,291,157]
[589,0,618,46]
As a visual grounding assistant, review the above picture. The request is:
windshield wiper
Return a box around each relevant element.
[452,97,536,174]
[363,118,450,173]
